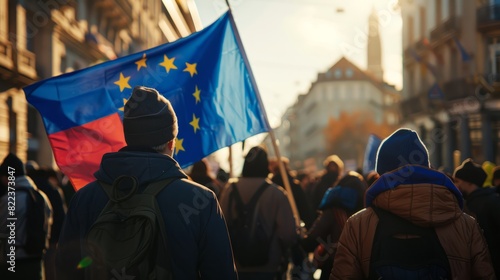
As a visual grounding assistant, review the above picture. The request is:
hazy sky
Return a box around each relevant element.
[194,0,403,127]
[193,0,402,172]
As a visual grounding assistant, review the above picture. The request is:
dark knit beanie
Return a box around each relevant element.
[0,153,25,177]
[375,128,430,174]
[123,86,178,147]
[453,158,487,187]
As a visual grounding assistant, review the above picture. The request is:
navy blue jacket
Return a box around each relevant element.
[56,148,237,279]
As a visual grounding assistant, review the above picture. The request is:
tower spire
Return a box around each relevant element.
[367,8,384,80]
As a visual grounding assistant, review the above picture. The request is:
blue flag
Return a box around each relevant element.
[363,134,382,175]
[24,11,270,189]
[428,83,445,100]
[453,37,472,62]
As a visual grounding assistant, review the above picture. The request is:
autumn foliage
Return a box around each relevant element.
[323,111,395,166]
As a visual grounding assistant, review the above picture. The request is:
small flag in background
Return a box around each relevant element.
[428,83,445,100]
[24,11,270,190]
[362,134,382,175]
[453,37,472,62]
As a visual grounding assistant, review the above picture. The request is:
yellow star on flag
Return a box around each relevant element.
[183,62,197,77]
[114,73,131,92]
[189,114,200,133]
[175,137,185,155]
[192,86,201,104]
[118,98,128,111]
[135,53,147,71]
[159,55,177,73]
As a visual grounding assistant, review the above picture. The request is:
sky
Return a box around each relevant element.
[194,0,403,127]
[192,0,403,172]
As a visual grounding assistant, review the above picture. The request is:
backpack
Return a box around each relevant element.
[17,186,48,256]
[228,181,273,267]
[368,207,452,280]
[85,176,176,280]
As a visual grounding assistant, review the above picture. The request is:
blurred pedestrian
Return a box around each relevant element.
[331,128,495,279]
[27,164,67,280]
[311,155,344,213]
[492,166,500,192]
[301,171,367,280]
[189,159,222,197]
[0,153,53,280]
[454,158,500,277]
[219,146,297,280]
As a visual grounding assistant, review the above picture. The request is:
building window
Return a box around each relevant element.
[408,16,414,44]
[334,69,342,79]
[436,0,442,24]
[6,96,17,154]
[450,48,458,80]
[449,0,456,17]
[419,6,426,39]
[346,68,353,78]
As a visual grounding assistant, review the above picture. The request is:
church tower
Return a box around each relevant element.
[367,8,384,80]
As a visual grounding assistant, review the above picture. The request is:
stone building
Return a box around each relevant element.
[0,0,201,165]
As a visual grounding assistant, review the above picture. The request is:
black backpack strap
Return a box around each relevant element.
[98,177,177,200]
[142,177,178,196]
[231,181,270,210]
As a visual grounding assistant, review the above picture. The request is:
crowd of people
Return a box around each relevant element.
[1,86,500,279]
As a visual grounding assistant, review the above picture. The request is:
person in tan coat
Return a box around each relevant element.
[330,128,495,280]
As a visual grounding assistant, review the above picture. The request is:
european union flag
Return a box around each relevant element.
[24,11,270,190]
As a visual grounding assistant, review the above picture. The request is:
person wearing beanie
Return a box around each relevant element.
[219,147,297,279]
[0,153,53,280]
[453,158,500,276]
[56,86,237,280]
[330,128,495,279]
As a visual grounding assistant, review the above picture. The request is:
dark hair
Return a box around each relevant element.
[189,160,213,185]
[337,171,368,211]
[242,146,269,178]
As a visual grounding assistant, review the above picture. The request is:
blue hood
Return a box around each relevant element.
[366,165,463,210]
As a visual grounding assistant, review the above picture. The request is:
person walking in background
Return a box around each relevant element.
[0,153,53,280]
[330,128,495,279]
[301,171,367,280]
[189,159,223,198]
[453,158,500,277]
[26,162,67,280]
[493,166,500,193]
[311,155,344,213]
[270,157,315,229]
[56,86,236,280]
[219,146,297,280]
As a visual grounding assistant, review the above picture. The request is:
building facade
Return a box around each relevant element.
[401,0,500,171]
[0,0,201,165]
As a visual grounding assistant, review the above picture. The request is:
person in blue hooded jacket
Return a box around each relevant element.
[56,86,237,280]
[330,128,495,279]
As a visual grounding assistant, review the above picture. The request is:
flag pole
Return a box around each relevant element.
[228,144,234,178]
[227,9,301,227]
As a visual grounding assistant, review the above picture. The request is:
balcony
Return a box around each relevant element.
[442,78,475,102]
[430,16,460,46]
[477,4,500,35]
[404,37,428,64]
[93,0,132,29]
[0,39,13,69]
[400,93,426,117]
[16,48,36,79]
